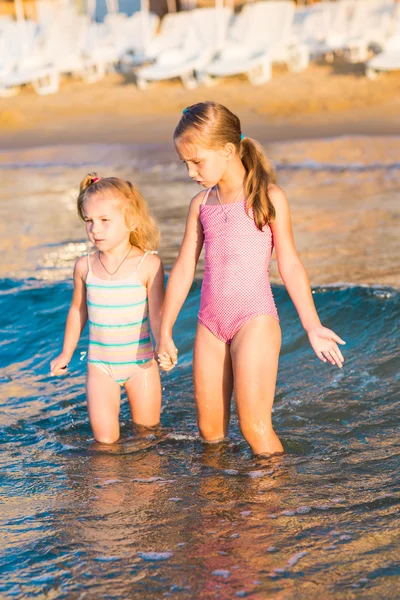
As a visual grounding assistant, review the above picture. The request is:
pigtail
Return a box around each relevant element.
[241,138,276,230]
[77,172,101,220]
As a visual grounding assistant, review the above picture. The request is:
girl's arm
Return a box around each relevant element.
[158,192,205,370]
[50,256,88,375]
[269,185,345,368]
[145,254,165,348]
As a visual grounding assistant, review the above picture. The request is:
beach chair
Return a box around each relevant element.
[341,0,397,63]
[0,19,59,96]
[0,63,59,97]
[205,1,302,85]
[192,6,233,53]
[318,0,395,63]
[366,33,400,78]
[314,0,357,59]
[134,8,233,88]
[292,3,334,59]
[40,16,107,83]
[135,29,203,89]
[120,11,192,71]
[117,11,159,67]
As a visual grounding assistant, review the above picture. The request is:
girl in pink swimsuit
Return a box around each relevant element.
[158,102,346,456]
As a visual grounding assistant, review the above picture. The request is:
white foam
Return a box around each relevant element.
[287,551,308,567]
[138,551,174,561]
[248,470,266,479]
[212,570,231,578]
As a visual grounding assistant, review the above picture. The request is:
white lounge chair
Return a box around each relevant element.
[317,0,396,63]
[117,11,159,67]
[40,16,107,83]
[135,32,203,89]
[205,1,303,85]
[134,8,233,89]
[341,0,396,63]
[366,33,400,78]
[0,63,59,96]
[120,11,192,71]
[0,19,59,96]
[192,7,233,54]
[292,3,335,59]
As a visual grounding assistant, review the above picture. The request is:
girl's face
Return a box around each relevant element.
[175,137,231,189]
[83,193,131,252]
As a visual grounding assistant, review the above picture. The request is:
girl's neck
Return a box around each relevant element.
[217,160,246,195]
[99,239,133,259]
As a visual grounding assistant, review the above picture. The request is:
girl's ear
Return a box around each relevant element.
[126,217,136,232]
[224,142,236,160]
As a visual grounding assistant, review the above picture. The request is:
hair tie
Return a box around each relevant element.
[92,177,99,183]
[182,107,189,114]
[240,134,245,141]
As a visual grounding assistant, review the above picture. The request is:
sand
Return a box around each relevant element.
[1,64,400,148]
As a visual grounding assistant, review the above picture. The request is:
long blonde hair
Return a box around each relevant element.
[174,101,276,230]
[77,173,159,251]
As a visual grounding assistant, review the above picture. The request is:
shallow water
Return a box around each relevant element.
[0,137,399,599]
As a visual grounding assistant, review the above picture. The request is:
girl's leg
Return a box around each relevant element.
[230,315,284,456]
[86,363,121,444]
[124,359,161,427]
[193,323,233,442]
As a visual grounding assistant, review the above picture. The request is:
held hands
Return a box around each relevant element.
[307,326,346,369]
[50,352,70,376]
[157,336,178,372]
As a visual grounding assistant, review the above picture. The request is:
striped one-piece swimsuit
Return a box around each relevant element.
[86,252,155,385]
[198,187,279,344]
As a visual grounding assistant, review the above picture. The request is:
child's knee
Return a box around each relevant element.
[239,421,283,454]
[93,430,120,444]
[198,421,227,442]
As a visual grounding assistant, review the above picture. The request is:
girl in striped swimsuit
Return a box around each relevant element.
[51,174,164,444]
[158,102,346,456]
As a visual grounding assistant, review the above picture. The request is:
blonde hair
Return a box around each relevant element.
[174,101,276,230]
[77,173,159,251]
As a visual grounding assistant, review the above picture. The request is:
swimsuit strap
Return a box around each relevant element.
[133,250,158,275]
[201,188,213,205]
[87,252,92,272]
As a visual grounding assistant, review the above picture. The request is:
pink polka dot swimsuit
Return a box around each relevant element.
[198,187,279,344]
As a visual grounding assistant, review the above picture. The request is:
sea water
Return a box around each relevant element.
[0,138,399,599]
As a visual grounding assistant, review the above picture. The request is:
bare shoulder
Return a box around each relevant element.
[143,252,164,284]
[145,252,163,273]
[74,254,89,280]
[268,183,289,208]
[189,189,209,213]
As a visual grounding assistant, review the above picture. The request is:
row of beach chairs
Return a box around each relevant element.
[0,0,399,96]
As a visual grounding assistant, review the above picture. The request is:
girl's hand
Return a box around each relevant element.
[50,353,70,376]
[157,337,178,372]
[307,326,346,368]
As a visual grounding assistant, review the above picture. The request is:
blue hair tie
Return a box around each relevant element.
[183,107,189,114]
[240,133,245,141]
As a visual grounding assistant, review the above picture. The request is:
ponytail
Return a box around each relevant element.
[240,138,276,230]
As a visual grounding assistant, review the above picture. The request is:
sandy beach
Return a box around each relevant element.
[1,64,399,287]
[1,64,400,146]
